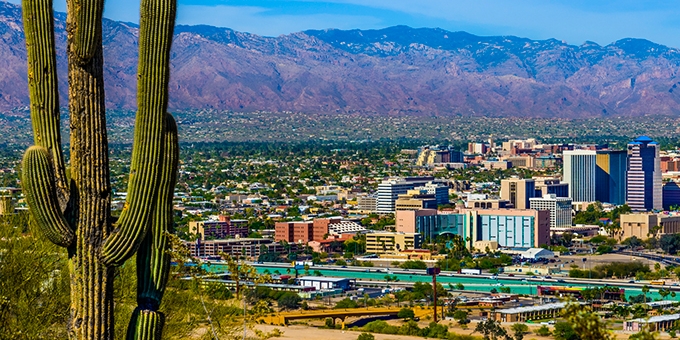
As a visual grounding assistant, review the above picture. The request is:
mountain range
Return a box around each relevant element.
[2,1,680,117]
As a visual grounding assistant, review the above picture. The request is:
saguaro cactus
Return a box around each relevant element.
[20,0,177,339]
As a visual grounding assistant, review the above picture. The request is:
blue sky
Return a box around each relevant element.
[11,0,680,47]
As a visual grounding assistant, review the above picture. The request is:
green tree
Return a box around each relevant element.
[474,318,510,340]
[660,234,680,254]
[335,298,359,309]
[399,260,428,269]
[511,323,529,340]
[453,310,470,326]
[642,285,650,303]
[397,308,415,320]
[553,322,578,340]
[398,320,421,336]
[0,213,70,338]
[277,292,302,310]
[562,302,613,340]
[357,333,375,340]
[536,325,551,337]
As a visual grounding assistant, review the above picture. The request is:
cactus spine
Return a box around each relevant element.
[20,0,178,338]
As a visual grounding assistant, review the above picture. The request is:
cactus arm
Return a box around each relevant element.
[101,0,177,267]
[128,114,178,340]
[68,0,104,61]
[22,146,74,247]
[22,0,69,210]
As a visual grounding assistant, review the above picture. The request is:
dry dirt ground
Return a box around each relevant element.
[255,320,672,340]
[557,253,658,270]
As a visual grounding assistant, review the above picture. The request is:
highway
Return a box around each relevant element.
[244,262,680,294]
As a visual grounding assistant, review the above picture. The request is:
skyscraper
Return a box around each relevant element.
[627,136,662,211]
[500,178,535,209]
[595,150,628,205]
[563,150,597,202]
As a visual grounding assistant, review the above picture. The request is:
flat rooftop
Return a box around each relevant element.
[628,314,680,324]
[297,276,353,283]
[499,302,569,314]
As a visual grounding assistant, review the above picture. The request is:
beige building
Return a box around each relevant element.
[395,209,437,233]
[620,213,680,240]
[356,196,377,212]
[468,199,511,209]
[365,232,422,254]
[394,189,437,211]
[500,178,535,209]
[505,156,534,169]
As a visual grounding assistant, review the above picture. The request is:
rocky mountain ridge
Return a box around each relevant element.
[2,1,680,117]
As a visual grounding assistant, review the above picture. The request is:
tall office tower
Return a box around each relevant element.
[377,176,435,213]
[595,150,628,205]
[563,150,597,202]
[500,178,535,209]
[627,136,662,211]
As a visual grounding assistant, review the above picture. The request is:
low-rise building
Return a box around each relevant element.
[365,232,422,254]
[493,302,570,323]
[189,215,249,240]
[356,196,377,212]
[186,238,292,258]
[297,276,354,291]
[620,212,680,240]
[624,314,680,332]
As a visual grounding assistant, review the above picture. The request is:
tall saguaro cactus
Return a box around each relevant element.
[20,0,178,339]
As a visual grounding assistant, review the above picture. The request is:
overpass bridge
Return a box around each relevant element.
[259,306,435,328]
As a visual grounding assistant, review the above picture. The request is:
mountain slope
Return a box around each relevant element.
[2,1,680,117]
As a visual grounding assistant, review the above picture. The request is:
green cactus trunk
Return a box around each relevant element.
[20,0,178,338]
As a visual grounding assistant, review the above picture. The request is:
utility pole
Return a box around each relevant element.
[427,267,441,322]
[243,295,247,340]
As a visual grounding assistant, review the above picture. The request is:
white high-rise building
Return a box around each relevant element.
[563,150,597,202]
[530,194,573,228]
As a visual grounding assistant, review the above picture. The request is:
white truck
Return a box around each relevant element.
[460,268,482,275]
